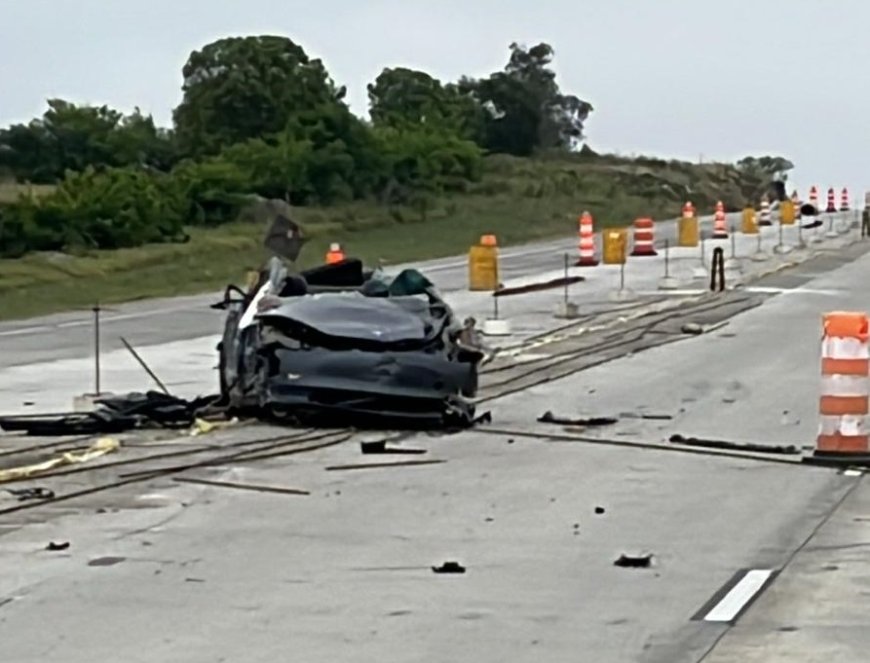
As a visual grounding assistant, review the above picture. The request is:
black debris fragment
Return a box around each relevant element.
[668,434,800,455]
[6,487,55,502]
[594,506,606,515]
[538,411,618,427]
[614,553,653,568]
[360,440,427,455]
[0,391,221,436]
[432,561,466,574]
[88,556,126,567]
[619,412,673,421]
[46,541,70,552]
[493,276,585,297]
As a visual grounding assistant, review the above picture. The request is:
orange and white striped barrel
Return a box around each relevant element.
[840,187,850,212]
[758,197,772,226]
[712,201,728,238]
[576,211,598,266]
[826,187,837,213]
[629,217,657,256]
[682,201,695,218]
[791,190,802,219]
[817,312,870,456]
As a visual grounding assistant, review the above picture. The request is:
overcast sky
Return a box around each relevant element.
[1,0,867,202]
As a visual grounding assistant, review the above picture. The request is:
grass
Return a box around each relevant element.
[0,182,56,203]
[0,153,763,320]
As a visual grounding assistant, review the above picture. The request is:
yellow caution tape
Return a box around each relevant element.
[0,437,121,483]
[189,417,238,437]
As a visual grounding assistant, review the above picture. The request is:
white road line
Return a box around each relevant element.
[0,325,53,337]
[703,569,774,622]
[744,286,841,295]
[0,302,214,336]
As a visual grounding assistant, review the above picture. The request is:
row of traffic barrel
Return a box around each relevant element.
[468,190,859,291]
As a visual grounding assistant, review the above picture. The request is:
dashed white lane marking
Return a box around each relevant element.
[703,569,774,622]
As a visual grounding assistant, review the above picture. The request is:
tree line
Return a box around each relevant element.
[0,36,593,257]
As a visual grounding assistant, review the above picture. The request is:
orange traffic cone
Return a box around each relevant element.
[712,201,728,239]
[576,211,598,266]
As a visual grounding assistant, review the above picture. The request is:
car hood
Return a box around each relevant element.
[256,293,436,344]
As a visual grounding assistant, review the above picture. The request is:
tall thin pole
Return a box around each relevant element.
[93,303,101,395]
[563,253,569,307]
[664,239,670,277]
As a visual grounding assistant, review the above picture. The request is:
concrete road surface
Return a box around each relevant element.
[1,219,869,661]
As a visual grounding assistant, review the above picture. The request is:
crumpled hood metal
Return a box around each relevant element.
[257,292,434,343]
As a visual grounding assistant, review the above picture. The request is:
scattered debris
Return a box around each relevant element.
[680,323,704,335]
[172,477,310,496]
[189,417,239,437]
[614,553,653,568]
[595,506,606,515]
[45,541,70,552]
[494,276,585,297]
[0,392,219,436]
[325,459,446,472]
[88,556,126,567]
[119,337,170,395]
[538,411,618,427]
[360,440,427,455]
[432,561,466,574]
[668,434,801,455]
[5,487,55,501]
[618,412,673,421]
[0,437,120,483]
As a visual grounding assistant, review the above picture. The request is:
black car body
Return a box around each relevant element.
[214,257,484,427]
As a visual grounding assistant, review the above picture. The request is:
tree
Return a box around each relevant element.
[461,42,593,155]
[172,35,347,157]
[0,100,177,183]
[736,156,794,182]
[1,166,186,255]
[367,67,484,141]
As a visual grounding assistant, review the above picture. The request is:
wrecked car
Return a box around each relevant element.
[213,247,485,428]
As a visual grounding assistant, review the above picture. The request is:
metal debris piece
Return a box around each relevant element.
[614,553,653,568]
[494,276,585,297]
[6,487,55,502]
[0,392,220,436]
[172,477,310,496]
[538,411,618,427]
[618,412,673,421]
[325,459,446,472]
[432,561,466,574]
[595,506,606,515]
[119,337,170,395]
[680,323,703,335]
[360,441,427,455]
[45,541,70,552]
[88,556,126,567]
[668,434,800,455]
